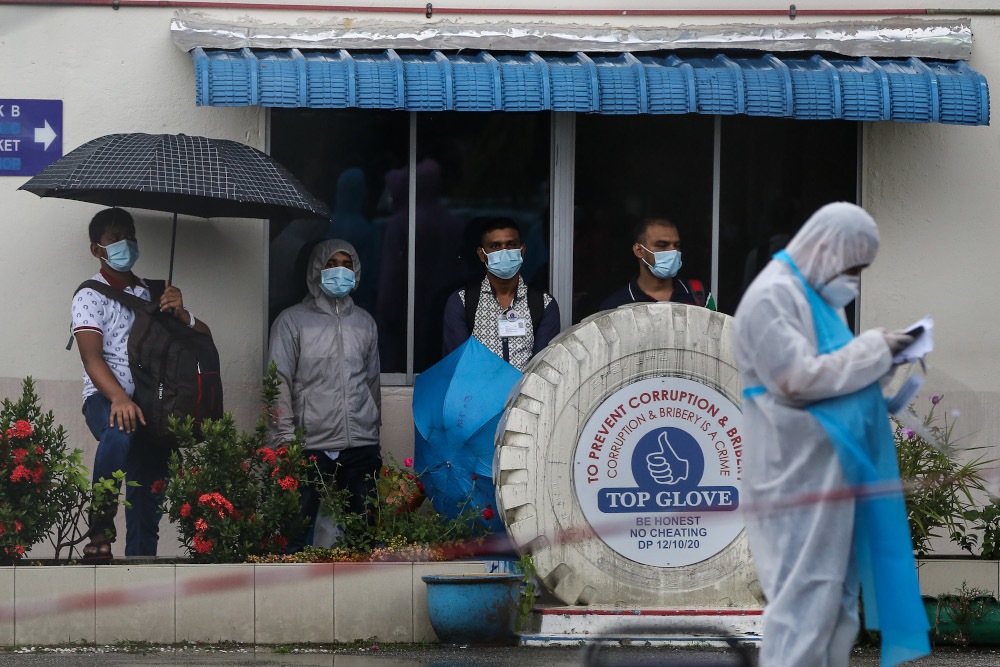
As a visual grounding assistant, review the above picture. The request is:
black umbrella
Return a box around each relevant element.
[19,133,329,280]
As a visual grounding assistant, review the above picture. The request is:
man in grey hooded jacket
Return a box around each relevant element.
[268,239,382,551]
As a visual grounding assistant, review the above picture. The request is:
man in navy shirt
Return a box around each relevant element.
[442,218,560,370]
[600,217,715,312]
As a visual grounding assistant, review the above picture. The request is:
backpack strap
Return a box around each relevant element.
[75,280,154,312]
[463,278,483,335]
[527,287,544,336]
[687,279,706,307]
[67,280,156,350]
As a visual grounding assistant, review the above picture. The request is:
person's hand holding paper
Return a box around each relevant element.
[885,316,934,414]
[892,316,934,364]
[884,330,915,356]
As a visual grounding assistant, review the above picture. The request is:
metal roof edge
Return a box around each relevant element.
[192,48,989,126]
[170,15,974,61]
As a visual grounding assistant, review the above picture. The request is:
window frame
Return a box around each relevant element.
[266,109,861,385]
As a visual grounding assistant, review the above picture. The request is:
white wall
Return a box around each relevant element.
[862,15,1000,550]
[1,6,265,556]
[104,0,1000,23]
[863,15,1000,393]
[2,2,997,558]
[0,5,424,557]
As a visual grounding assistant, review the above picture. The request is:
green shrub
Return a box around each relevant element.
[932,581,994,648]
[0,378,94,562]
[314,455,490,559]
[161,363,308,562]
[894,395,990,557]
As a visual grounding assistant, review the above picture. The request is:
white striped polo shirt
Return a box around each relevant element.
[71,270,151,401]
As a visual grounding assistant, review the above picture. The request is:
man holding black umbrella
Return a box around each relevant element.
[71,208,212,560]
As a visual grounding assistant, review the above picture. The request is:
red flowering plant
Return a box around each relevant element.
[375,455,426,516]
[0,378,95,563]
[310,457,491,560]
[161,363,308,563]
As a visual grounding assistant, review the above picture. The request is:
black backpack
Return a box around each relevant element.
[464,277,545,336]
[73,280,224,448]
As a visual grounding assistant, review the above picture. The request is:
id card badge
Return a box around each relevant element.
[498,310,527,338]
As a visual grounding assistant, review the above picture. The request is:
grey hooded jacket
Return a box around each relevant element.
[268,239,381,451]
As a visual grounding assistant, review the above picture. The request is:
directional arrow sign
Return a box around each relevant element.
[0,99,63,176]
[34,120,57,150]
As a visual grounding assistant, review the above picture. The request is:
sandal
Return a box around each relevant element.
[82,540,113,562]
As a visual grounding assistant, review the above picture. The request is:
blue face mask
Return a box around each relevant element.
[484,248,523,280]
[319,266,356,298]
[640,246,681,279]
[99,239,140,273]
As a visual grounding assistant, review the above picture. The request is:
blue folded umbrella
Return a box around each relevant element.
[413,337,522,534]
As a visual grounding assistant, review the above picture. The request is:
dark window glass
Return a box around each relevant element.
[573,114,715,322]
[269,108,409,370]
[270,108,858,373]
[719,116,858,314]
[405,112,551,373]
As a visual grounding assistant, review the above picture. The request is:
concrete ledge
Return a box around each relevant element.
[917,558,1000,597]
[12,557,981,647]
[254,563,334,644]
[16,566,95,645]
[0,560,486,646]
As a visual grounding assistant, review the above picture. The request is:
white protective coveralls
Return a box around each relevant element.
[733,203,894,666]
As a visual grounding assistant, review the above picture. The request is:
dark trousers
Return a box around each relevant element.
[83,393,172,556]
[289,444,382,552]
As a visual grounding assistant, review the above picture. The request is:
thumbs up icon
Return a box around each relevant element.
[646,430,689,485]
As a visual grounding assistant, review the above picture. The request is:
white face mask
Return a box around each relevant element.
[817,273,861,308]
[483,248,523,280]
[640,246,682,279]
[98,239,140,273]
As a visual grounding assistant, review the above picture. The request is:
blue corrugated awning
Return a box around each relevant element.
[191,48,989,126]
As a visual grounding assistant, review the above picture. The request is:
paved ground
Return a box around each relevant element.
[0,645,998,666]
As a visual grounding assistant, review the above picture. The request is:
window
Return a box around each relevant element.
[409,112,550,373]
[270,108,858,382]
[270,109,549,380]
[268,108,408,344]
[573,114,714,322]
[719,116,858,313]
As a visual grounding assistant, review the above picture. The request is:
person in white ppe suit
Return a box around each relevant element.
[734,202,929,667]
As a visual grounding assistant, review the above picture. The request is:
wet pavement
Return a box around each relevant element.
[0,645,998,666]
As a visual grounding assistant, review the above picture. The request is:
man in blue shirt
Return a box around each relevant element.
[442,217,560,370]
[600,217,715,311]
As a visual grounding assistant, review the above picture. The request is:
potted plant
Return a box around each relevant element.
[377,456,427,517]
[420,552,537,645]
[421,571,523,645]
[925,581,1000,647]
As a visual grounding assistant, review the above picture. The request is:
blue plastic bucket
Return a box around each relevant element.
[421,573,522,646]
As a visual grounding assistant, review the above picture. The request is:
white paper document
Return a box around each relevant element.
[893,316,934,364]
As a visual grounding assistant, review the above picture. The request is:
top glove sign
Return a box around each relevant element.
[573,377,744,567]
